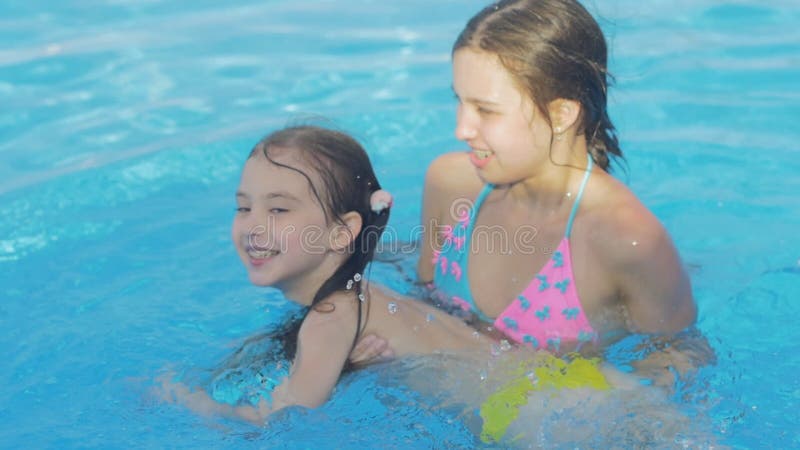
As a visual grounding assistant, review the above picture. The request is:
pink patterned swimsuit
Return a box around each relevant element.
[432,158,597,352]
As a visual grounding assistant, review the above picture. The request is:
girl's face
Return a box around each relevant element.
[232,150,338,301]
[452,48,555,184]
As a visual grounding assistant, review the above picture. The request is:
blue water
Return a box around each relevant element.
[2,0,799,448]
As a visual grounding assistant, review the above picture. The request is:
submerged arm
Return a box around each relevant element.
[628,328,716,387]
[163,297,358,425]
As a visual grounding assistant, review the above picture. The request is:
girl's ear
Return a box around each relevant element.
[548,98,581,133]
[330,211,363,251]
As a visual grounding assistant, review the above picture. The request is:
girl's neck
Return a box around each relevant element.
[279,253,346,306]
[504,146,590,213]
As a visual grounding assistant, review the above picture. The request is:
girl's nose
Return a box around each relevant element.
[239,209,270,242]
[454,106,477,141]
[246,220,271,249]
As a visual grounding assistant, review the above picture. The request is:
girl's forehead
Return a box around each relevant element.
[241,151,319,198]
[454,49,505,78]
[452,49,521,101]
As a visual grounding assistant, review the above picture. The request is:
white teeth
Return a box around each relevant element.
[474,150,491,160]
[248,249,278,259]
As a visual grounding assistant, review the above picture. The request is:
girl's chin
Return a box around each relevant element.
[247,275,274,287]
[245,268,278,287]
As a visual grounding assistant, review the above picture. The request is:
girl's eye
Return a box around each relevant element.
[236,207,250,213]
[477,106,493,115]
[269,208,288,214]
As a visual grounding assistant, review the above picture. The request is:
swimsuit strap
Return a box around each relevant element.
[469,183,495,224]
[564,157,594,238]
[461,183,496,323]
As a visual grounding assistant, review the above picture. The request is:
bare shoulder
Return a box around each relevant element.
[299,292,359,339]
[424,152,485,205]
[289,292,362,409]
[581,173,672,267]
[578,171,696,332]
[419,152,486,280]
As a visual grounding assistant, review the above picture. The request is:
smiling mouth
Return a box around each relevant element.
[473,149,492,160]
[469,149,494,168]
[247,248,279,259]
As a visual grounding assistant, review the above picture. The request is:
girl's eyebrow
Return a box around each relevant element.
[451,85,500,106]
[236,191,299,201]
[265,191,299,201]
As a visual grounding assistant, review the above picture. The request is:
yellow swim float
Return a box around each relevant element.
[479,353,611,443]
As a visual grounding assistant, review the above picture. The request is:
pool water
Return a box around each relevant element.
[1,0,799,448]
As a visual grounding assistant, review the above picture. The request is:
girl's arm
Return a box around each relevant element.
[585,198,709,387]
[157,376,274,425]
[162,295,358,425]
[276,296,359,409]
[417,152,484,282]
[604,207,697,334]
[417,154,450,282]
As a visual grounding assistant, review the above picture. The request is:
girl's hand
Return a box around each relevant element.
[156,372,220,418]
[348,333,394,365]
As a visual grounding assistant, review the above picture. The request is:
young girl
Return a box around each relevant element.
[352,0,702,368]
[158,125,508,424]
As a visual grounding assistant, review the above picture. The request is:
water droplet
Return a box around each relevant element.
[412,325,419,332]
[479,370,487,381]
[387,302,398,314]
[426,313,434,322]
[566,192,572,198]
[472,331,480,339]
[632,241,638,246]
[500,339,512,352]
[490,344,501,356]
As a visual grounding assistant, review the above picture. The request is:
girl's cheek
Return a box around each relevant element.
[231,218,243,242]
[296,225,327,253]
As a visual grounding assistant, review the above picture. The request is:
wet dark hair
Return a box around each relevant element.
[249,125,390,372]
[454,0,624,172]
